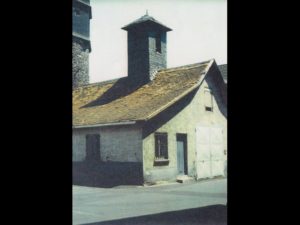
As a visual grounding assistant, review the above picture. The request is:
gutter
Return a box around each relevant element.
[73,121,136,129]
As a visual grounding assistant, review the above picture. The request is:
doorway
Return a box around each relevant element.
[176,134,188,175]
[86,134,101,162]
[195,126,224,179]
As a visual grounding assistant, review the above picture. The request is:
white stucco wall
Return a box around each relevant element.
[72,125,143,162]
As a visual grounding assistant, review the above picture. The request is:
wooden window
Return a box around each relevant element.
[155,133,168,159]
[155,33,161,53]
[85,134,100,161]
[204,88,213,112]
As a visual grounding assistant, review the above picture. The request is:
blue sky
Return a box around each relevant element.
[89,0,227,83]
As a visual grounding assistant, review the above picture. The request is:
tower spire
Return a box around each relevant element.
[146,9,148,16]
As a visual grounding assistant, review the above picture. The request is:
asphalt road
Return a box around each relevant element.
[73,178,227,225]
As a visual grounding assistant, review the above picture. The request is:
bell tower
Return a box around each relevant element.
[122,13,172,85]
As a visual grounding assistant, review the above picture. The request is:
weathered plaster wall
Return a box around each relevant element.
[72,125,143,162]
[142,73,227,182]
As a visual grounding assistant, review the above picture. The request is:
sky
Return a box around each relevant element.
[89,0,227,83]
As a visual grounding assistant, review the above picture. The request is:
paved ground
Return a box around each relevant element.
[73,178,227,225]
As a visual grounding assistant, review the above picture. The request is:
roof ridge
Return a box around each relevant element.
[159,59,214,73]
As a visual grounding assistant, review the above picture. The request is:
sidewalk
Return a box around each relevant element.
[73,178,227,225]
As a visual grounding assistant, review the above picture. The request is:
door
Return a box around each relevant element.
[196,126,224,179]
[86,134,100,161]
[176,134,187,175]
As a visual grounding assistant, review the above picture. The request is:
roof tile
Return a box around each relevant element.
[73,60,213,126]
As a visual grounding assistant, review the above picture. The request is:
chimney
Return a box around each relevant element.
[72,0,92,88]
[122,13,172,85]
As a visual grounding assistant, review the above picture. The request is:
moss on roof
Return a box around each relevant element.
[73,60,213,127]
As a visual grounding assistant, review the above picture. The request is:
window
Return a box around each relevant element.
[155,133,168,159]
[155,33,161,53]
[204,88,213,112]
[85,134,100,161]
[205,106,213,112]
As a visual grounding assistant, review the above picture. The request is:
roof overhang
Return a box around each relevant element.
[122,15,172,32]
[73,121,136,129]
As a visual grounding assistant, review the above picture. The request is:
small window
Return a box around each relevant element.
[205,106,213,112]
[204,88,213,112]
[155,33,161,53]
[155,133,168,159]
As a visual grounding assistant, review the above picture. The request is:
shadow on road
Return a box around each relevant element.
[73,161,143,188]
[81,204,227,225]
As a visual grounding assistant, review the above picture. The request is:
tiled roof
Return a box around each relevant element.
[218,64,227,83]
[122,14,172,31]
[73,59,214,127]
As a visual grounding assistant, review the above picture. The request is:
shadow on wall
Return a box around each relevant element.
[205,64,227,118]
[142,88,197,139]
[81,204,227,225]
[73,161,143,188]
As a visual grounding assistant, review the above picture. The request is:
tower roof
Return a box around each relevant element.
[122,14,172,32]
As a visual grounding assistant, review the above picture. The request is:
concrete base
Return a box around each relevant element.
[176,175,194,183]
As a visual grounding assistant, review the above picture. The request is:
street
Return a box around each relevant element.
[73,178,227,225]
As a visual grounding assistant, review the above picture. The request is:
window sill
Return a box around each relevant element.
[154,158,169,166]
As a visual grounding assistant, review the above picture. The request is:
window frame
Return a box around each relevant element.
[154,132,168,160]
[155,33,162,53]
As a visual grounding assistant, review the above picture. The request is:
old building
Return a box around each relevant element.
[72,11,227,185]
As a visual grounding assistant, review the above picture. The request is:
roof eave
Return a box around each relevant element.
[121,21,172,32]
[73,121,137,129]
